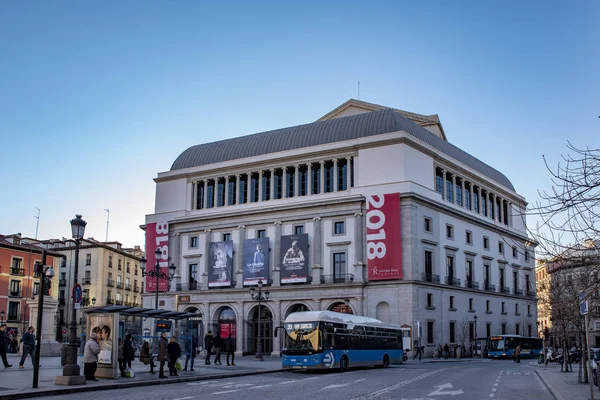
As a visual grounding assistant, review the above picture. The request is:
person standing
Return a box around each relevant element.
[140,341,156,374]
[204,330,214,365]
[83,332,101,381]
[225,333,236,366]
[443,343,450,359]
[167,336,181,376]
[213,333,223,365]
[437,344,442,359]
[0,325,12,368]
[515,344,521,363]
[123,333,135,370]
[19,326,36,368]
[117,338,126,377]
[184,336,198,371]
[158,332,169,379]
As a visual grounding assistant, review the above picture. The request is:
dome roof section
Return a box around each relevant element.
[171,108,515,192]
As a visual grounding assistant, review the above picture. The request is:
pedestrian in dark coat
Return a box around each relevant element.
[123,333,135,369]
[213,333,223,365]
[225,334,236,366]
[19,326,36,367]
[184,336,198,371]
[158,332,168,379]
[204,331,214,365]
[167,336,181,376]
[0,325,12,368]
[443,343,450,359]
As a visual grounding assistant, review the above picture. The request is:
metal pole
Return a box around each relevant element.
[155,269,159,310]
[63,239,81,376]
[586,315,594,400]
[256,293,263,360]
[32,251,46,388]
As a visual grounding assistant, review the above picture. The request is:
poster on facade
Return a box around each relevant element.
[89,314,115,365]
[366,193,403,281]
[243,237,270,286]
[208,241,234,287]
[145,221,170,292]
[280,233,309,284]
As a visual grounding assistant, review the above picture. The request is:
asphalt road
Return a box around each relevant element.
[39,360,553,400]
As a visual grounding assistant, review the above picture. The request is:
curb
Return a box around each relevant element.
[534,369,566,400]
[0,368,285,400]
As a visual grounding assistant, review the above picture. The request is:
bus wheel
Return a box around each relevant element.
[340,356,349,372]
[383,355,390,368]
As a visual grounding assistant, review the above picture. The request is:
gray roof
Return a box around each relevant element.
[171,108,515,191]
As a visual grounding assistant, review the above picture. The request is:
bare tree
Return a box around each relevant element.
[455,317,470,357]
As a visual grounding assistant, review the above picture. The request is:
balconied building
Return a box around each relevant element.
[144,99,537,356]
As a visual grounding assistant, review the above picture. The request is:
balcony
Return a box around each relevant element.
[501,286,511,294]
[465,280,480,290]
[83,278,92,285]
[115,300,123,306]
[175,282,199,291]
[514,289,524,296]
[106,279,114,287]
[116,282,123,289]
[445,277,461,287]
[59,279,67,287]
[33,271,41,278]
[125,284,131,291]
[59,298,66,305]
[421,273,441,283]
[526,290,537,298]
[10,267,24,276]
[106,298,114,305]
[320,273,355,284]
[483,282,496,292]
[9,290,22,298]
[133,286,140,293]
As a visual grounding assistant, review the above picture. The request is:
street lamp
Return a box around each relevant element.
[473,315,478,358]
[139,248,176,310]
[249,280,269,361]
[58,214,87,385]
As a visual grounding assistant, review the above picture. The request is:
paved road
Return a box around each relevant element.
[40,360,553,400]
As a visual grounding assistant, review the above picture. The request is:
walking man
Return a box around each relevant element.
[0,325,12,368]
[83,332,100,381]
[412,345,421,361]
[204,330,214,365]
[225,333,236,366]
[19,326,36,368]
[158,332,168,379]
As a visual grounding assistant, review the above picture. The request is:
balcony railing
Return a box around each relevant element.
[320,273,355,284]
[514,289,524,296]
[116,282,123,289]
[175,282,199,291]
[125,284,131,291]
[445,277,461,287]
[33,271,41,278]
[106,298,114,305]
[115,300,123,305]
[421,273,441,283]
[483,282,496,292]
[10,267,24,276]
[133,286,140,293]
[501,286,511,294]
[9,290,22,298]
[59,279,67,287]
[59,298,66,305]
[106,279,114,287]
[83,278,92,285]
[526,290,537,298]
[465,280,479,289]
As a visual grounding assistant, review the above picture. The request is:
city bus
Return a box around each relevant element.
[487,335,544,358]
[278,311,405,371]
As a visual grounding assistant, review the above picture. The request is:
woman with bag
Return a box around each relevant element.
[158,333,168,379]
[140,341,156,374]
[167,336,181,376]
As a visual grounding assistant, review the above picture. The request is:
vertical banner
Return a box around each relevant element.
[208,241,234,287]
[280,233,309,284]
[145,221,170,292]
[243,237,270,285]
[367,193,402,281]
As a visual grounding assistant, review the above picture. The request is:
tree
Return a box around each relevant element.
[455,317,470,357]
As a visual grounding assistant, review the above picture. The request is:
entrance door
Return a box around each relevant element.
[247,305,272,355]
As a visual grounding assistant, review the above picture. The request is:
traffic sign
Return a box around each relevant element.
[73,284,83,304]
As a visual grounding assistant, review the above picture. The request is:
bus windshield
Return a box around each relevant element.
[283,322,320,353]
[488,338,505,351]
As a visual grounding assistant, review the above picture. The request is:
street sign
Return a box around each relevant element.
[580,291,588,315]
[72,284,83,304]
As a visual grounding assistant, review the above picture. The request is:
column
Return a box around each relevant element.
[273,222,282,286]
[246,172,252,202]
[354,213,364,282]
[235,301,244,356]
[499,196,504,224]
[451,175,456,204]
[319,161,325,194]
[346,157,353,190]
[307,163,313,196]
[461,179,465,208]
[214,178,219,207]
[294,165,299,197]
[333,159,339,192]
[224,176,230,206]
[258,171,263,201]
[282,167,288,198]
[508,202,512,226]
[236,226,245,287]
[202,229,212,290]
[312,217,322,285]
[269,169,275,200]
[271,300,282,356]
[192,181,198,210]
[479,188,484,216]
[235,174,241,205]
[488,192,492,219]
[441,170,447,200]
[472,186,477,212]
[203,180,208,209]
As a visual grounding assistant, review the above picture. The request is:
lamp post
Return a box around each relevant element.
[139,248,176,310]
[57,214,87,385]
[473,314,478,358]
[250,280,269,361]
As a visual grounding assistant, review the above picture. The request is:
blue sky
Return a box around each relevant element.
[1,1,598,248]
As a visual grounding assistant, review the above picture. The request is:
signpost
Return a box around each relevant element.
[581,291,594,400]
[73,284,82,310]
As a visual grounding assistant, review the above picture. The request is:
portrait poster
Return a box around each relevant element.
[243,237,270,286]
[208,241,234,288]
[280,233,309,284]
[89,313,115,365]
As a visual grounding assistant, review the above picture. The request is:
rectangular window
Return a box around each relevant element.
[489,195,495,219]
[312,163,321,195]
[469,322,474,340]
[299,165,308,195]
[333,253,346,282]
[257,229,266,239]
[468,298,474,311]
[515,324,520,335]
[466,260,473,285]
[449,322,456,343]
[274,169,283,199]
[217,178,226,206]
[223,233,231,242]
[473,187,480,213]
[427,293,433,308]
[513,246,518,258]
[486,323,491,338]
[486,300,490,312]
[466,231,472,244]
[526,275,531,295]
[501,323,507,335]
[446,175,454,202]
[498,242,504,254]
[528,324,532,337]
[424,251,433,277]
[338,159,348,191]
[446,224,454,239]
[484,264,490,289]
[324,161,334,193]
[108,255,113,268]
[465,183,471,209]
[33,282,40,296]
[334,221,345,235]
[206,180,215,208]
[86,254,91,265]
[483,236,489,250]
[227,177,236,205]
[10,280,21,297]
[126,262,130,273]
[238,175,247,204]
[190,236,198,248]
[294,225,304,235]
[527,304,531,315]
[118,259,122,270]
[515,304,519,315]
[197,181,206,209]
[525,250,530,262]
[8,302,19,321]
[450,296,455,309]
[455,179,462,206]
[424,217,432,232]
[435,170,444,194]
[249,174,259,203]
[189,263,198,288]
[261,172,271,201]
[481,190,488,217]
[499,268,505,290]
[501,302,505,313]
[286,168,295,198]
[427,321,434,344]
[513,271,519,292]
[447,256,455,284]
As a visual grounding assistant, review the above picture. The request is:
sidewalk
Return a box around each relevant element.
[0,354,283,400]
[530,360,600,400]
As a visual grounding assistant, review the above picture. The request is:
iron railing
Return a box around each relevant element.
[445,277,461,287]
[320,273,355,284]
[175,282,200,291]
[421,273,441,283]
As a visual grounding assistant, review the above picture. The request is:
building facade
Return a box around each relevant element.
[145,99,537,356]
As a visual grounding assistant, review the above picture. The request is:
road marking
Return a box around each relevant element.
[356,369,444,399]
[494,383,498,386]
[355,379,366,382]
[279,380,298,384]
[173,397,195,400]
[304,377,320,381]
[323,383,352,389]
[212,389,243,395]
[428,383,464,397]
[489,394,495,398]
[250,385,272,389]
[187,380,219,386]
[491,388,497,392]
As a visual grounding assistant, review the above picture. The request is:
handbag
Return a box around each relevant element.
[175,358,184,371]
[125,367,135,378]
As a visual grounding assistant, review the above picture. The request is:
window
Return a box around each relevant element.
[483,236,489,250]
[424,217,432,232]
[223,233,231,242]
[190,236,198,248]
[450,296,455,310]
[501,323,507,335]
[238,175,247,204]
[446,256,455,283]
[427,293,433,308]
[466,260,473,285]
[261,172,271,201]
[334,221,345,235]
[513,270,519,292]
[499,267,505,289]
[107,290,112,300]
[257,229,266,239]
[333,253,346,282]
[86,254,91,265]
[446,175,454,202]
[10,280,21,297]
[324,161,334,193]
[118,259,122,270]
[468,298,474,311]
[108,255,113,268]
[525,249,530,262]
[33,282,40,296]
[512,246,518,258]
[466,231,472,244]
[227,177,236,205]
[299,165,308,195]
[501,302,505,313]
[116,292,121,302]
[244,175,254,203]
[515,323,520,335]
[449,322,456,343]
[498,242,504,254]
[189,263,198,288]
[469,322,474,340]
[427,321,434,344]
[465,183,472,209]
[446,224,454,239]
[8,302,19,321]
[337,159,348,191]
[435,169,444,194]
[486,323,491,338]
[59,290,65,301]
[424,251,433,279]
[312,163,321,195]
[473,187,480,213]
[527,304,531,315]
[484,264,490,288]
[286,168,295,198]
[294,225,304,235]
[528,324,532,337]
[486,300,490,312]
[515,304,519,315]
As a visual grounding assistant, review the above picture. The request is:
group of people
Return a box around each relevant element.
[0,324,38,369]
[202,330,236,366]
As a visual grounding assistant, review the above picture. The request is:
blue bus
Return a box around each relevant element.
[278,311,404,371]
[487,335,543,359]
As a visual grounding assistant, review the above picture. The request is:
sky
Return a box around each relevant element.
[1,1,598,250]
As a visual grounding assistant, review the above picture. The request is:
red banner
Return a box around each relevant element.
[367,193,402,281]
[145,221,170,292]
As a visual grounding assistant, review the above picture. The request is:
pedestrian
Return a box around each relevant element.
[158,332,169,379]
[184,336,198,371]
[213,332,223,365]
[515,344,521,363]
[118,338,126,377]
[437,344,442,359]
[204,330,214,365]
[225,333,236,366]
[0,325,12,368]
[139,341,156,374]
[444,343,450,359]
[167,336,181,376]
[83,332,101,381]
[19,326,36,368]
[412,345,421,361]
[123,333,135,371]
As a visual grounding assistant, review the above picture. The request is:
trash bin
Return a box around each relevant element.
[61,344,68,366]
